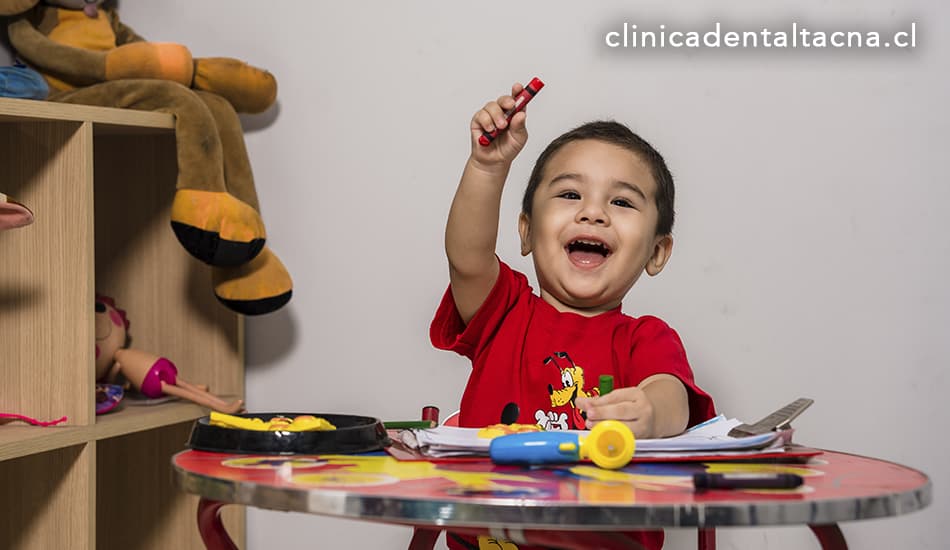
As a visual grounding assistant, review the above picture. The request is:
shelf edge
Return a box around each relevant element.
[0,97,174,130]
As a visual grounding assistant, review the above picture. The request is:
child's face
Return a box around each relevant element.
[519,139,673,315]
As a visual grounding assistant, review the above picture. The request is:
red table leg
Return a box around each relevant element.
[809,524,848,550]
[197,498,239,550]
[698,528,716,550]
[408,528,441,550]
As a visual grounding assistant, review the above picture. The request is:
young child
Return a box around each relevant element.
[432,80,715,429]
[430,81,716,549]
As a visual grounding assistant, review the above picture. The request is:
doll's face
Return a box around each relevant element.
[44,0,104,18]
[94,297,128,381]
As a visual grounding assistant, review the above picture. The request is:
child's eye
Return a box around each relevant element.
[557,191,580,200]
[611,198,635,208]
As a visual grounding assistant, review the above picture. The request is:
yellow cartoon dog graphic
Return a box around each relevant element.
[545,352,599,429]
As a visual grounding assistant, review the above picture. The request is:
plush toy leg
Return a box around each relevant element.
[49,80,266,266]
[195,91,293,315]
[213,247,292,315]
[194,91,262,214]
[160,381,244,414]
[193,58,277,114]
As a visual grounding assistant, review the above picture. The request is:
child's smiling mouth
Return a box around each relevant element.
[566,238,611,268]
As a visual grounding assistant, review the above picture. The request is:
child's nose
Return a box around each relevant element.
[575,201,609,226]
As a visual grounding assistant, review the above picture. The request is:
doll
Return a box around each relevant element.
[96,294,244,414]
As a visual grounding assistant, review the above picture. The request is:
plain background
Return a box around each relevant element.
[6,1,947,548]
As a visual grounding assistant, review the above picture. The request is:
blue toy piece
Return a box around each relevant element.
[95,383,124,415]
[489,420,636,470]
[0,62,49,99]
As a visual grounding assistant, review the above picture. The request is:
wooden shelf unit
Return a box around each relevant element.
[0,97,245,549]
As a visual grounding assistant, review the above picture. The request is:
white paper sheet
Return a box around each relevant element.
[400,415,787,459]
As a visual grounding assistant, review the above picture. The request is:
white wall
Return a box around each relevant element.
[113,1,947,548]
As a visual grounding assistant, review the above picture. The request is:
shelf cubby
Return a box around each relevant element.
[0,97,245,549]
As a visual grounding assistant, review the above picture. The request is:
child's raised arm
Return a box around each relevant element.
[445,82,529,323]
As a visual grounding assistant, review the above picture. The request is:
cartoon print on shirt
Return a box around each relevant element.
[535,409,569,431]
[538,352,600,430]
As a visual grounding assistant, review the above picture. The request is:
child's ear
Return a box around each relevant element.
[518,212,533,256]
[645,234,673,276]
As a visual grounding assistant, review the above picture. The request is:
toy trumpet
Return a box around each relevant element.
[489,420,636,470]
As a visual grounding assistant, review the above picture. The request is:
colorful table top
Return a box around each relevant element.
[172,449,931,529]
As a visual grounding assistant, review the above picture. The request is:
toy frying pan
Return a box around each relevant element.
[187,412,391,455]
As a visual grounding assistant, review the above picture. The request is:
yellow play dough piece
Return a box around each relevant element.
[477,423,543,439]
[210,412,336,431]
[284,415,337,431]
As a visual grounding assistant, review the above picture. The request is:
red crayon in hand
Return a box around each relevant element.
[478,77,545,146]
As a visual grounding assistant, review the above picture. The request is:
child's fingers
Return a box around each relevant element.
[582,392,646,421]
[471,104,500,133]
[593,386,640,405]
[576,390,642,409]
[468,84,531,155]
[508,111,527,133]
[497,83,523,113]
[482,100,508,130]
[484,100,506,123]
[583,401,630,422]
[574,396,593,412]
[493,94,515,128]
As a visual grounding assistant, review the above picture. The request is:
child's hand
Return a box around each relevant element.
[469,82,529,170]
[575,387,659,439]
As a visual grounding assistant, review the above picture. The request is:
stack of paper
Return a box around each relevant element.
[398,415,792,459]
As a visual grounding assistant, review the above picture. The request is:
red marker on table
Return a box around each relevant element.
[479,77,544,146]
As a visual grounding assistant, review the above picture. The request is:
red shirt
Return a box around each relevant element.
[431,260,716,550]
[431,260,716,430]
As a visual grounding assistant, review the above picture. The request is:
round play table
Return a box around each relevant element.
[173,448,931,549]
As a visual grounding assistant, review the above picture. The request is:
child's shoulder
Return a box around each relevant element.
[616,312,680,337]
[612,313,689,356]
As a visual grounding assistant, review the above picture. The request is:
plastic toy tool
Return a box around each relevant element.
[489,420,636,470]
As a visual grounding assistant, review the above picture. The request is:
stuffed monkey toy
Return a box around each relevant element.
[1,0,292,315]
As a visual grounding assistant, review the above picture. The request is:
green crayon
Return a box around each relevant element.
[383,420,436,430]
[599,374,614,396]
